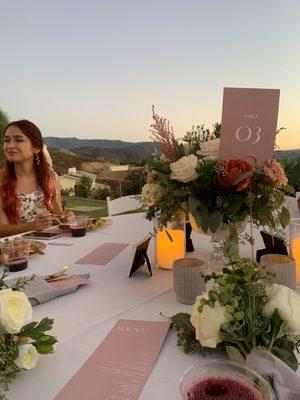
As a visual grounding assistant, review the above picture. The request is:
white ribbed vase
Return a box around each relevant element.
[173,258,206,304]
[260,254,296,290]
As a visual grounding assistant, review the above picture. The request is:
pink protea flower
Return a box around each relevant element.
[264,159,288,187]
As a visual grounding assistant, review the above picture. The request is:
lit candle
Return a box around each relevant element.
[292,237,300,285]
[156,228,185,269]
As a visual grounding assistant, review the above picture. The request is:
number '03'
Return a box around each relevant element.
[235,126,261,144]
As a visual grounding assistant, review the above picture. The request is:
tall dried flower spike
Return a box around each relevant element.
[150,106,180,162]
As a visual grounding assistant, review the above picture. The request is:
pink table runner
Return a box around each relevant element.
[75,243,129,266]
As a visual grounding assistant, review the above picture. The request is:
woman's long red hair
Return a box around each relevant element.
[1,120,54,224]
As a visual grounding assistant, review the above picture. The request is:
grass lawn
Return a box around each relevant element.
[62,196,108,218]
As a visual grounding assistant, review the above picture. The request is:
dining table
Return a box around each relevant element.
[4,211,300,400]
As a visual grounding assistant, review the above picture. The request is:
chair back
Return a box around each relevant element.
[106,195,142,216]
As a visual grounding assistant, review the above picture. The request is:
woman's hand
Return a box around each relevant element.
[58,210,75,222]
[32,211,53,231]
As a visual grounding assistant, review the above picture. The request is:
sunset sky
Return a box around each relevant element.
[0,0,299,149]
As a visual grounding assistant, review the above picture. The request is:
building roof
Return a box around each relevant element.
[60,170,97,181]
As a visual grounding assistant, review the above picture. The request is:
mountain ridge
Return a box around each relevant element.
[44,137,300,162]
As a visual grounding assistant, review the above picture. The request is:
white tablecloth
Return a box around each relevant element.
[5,213,299,399]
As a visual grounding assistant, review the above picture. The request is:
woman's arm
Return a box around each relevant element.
[51,172,64,215]
[0,199,53,238]
[51,172,74,220]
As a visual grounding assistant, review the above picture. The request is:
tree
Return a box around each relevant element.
[124,171,146,195]
[0,108,9,160]
[74,176,93,198]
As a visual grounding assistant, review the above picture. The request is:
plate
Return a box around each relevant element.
[28,240,47,256]
[87,218,113,230]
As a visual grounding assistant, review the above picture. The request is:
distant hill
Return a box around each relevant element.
[44,137,156,163]
[274,148,300,160]
[44,137,300,169]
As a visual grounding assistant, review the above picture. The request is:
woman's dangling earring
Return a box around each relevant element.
[35,153,40,165]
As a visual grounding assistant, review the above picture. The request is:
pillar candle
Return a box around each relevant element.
[156,228,185,270]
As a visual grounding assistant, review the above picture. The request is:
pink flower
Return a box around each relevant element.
[264,159,288,187]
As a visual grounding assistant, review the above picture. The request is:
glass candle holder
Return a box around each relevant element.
[179,359,274,400]
[155,214,185,270]
[289,218,300,285]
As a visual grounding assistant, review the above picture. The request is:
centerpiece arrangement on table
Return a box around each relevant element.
[141,107,292,266]
[0,269,56,400]
[172,257,300,399]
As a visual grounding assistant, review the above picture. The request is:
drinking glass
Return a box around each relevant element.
[0,239,30,272]
[68,216,88,237]
[179,359,274,400]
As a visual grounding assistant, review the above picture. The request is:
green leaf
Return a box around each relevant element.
[199,206,209,233]
[225,305,235,314]
[171,313,192,329]
[225,345,245,364]
[227,194,244,214]
[35,344,55,354]
[280,206,290,228]
[209,211,222,234]
[188,197,201,214]
[234,311,244,321]
[208,290,218,302]
[276,322,288,340]
[164,228,173,243]
[272,347,299,371]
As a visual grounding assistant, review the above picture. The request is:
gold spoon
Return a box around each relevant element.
[44,265,70,280]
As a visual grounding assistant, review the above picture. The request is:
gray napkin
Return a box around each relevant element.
[246,349,300,400]
[7,274,89,306]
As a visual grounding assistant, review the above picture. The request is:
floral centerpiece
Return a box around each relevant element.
[142,108,293,259]
[171,258,300,393]
[0,269,57,400]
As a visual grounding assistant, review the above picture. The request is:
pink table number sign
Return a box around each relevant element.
[219,88,280,165]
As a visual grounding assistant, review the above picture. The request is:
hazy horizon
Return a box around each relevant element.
[1,0,299,150]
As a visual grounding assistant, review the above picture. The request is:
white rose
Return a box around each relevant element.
[0,289,32,333]
[170,154,199,183]
[197,138,220,161]
[15,344,39,370]
[263,284,300,333]
[190,293,228,348]
[141,183,162,206]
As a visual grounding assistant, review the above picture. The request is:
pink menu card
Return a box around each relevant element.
[219,87,280,165]
[75,243,129,266]
[54,319,170,400]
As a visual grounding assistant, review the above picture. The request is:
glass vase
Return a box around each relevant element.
[189,214,247,271]
[155,214,185,270]
[289,218,300,285]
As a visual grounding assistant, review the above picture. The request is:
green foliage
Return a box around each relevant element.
[171,313,216,355]
[21,318,57,354]
[0,108,9,160]
[123,171,146,195]
[91,187,111,200]
[74,175,93,198]
[281,158,300,191]
[172,258,300,371]
[182,123,220,154]
[0,271,57,398]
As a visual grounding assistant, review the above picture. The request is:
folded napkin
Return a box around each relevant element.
[7,274,89,306]
[246,349,300,400]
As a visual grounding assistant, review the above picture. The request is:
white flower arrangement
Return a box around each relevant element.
[0,272,57,399]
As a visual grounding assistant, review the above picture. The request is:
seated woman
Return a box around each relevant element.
[0,119,71,237]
